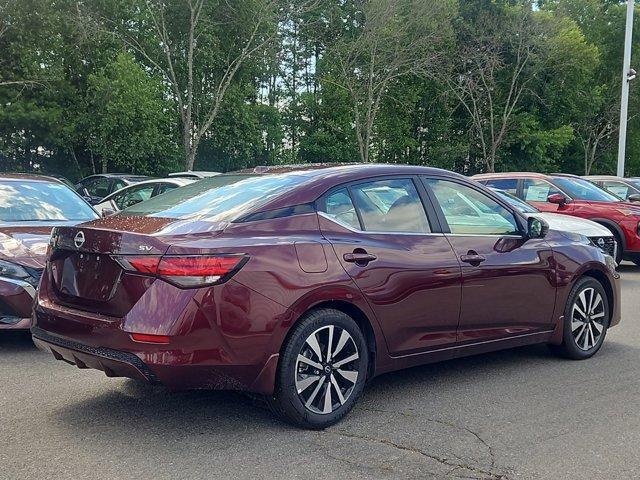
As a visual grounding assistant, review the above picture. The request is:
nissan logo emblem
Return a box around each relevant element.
[74,231,85,249]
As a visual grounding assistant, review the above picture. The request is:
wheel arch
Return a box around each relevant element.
[550,266,616,345]
[278,299,381,381]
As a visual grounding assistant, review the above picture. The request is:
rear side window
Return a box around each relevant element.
[122,174,308,222]
[482,178,518,196]
[350,179,431,233]
[522,179,562,202]
[323,188,360,230]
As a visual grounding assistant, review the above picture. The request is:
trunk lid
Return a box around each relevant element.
[46,215,226,316]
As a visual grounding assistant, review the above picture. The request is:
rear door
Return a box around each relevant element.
[423,177,556,343]
[317,176,462,357]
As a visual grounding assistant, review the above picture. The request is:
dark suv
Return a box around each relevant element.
[33,165,620,428]
[474,172,640,265]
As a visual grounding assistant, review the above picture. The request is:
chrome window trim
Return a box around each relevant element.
[0,276,36,298]
[317,211,444,237]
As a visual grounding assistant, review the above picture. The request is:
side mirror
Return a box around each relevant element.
[547,193,570,206]
[101,208,116,217]
[527,216,548,239]
[627,193,640,203]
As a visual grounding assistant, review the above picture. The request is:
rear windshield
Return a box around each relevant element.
[0,180,98,222]
[122,174,309,221]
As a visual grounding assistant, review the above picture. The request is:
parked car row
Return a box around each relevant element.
[0,164,623,430]
[474,172,640,265]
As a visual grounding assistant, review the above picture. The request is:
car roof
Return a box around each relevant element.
[82,173,150,181]
[583,175,626,180]
[232,163,467,214]
[473,172,582,181]
[473,172,551,180]
[168,171,220,178]
[0,173,67,184]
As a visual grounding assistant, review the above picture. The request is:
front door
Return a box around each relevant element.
[423,177,557,344]
[317,177,462,357]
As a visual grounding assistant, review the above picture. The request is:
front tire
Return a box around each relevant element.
[551,277,610,360]
[268,308,369,429]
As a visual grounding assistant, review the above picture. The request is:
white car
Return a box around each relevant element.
[492,188,617,259]
[94,178,195,216]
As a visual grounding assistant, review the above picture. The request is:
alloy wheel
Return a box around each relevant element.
[570,287,607,351]
[295,325,360,415]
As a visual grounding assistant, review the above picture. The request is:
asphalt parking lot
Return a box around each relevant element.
[2,267,640,480]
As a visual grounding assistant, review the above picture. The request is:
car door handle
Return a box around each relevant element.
[460,253,486,265]
[343,252,377,264]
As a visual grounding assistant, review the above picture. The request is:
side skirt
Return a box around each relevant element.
[376,330,555,376]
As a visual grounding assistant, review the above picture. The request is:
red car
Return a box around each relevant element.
[32,165,620,428]
[0,174,98,330]
[474,172,640,265]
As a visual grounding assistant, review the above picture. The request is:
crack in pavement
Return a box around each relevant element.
[324,429,511,480]
[361,407,500,471]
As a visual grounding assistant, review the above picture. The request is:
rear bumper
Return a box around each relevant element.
[0,276,36,330]
[32,327,157,382]
[31,285,286,394]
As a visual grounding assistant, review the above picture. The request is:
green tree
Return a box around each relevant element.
[84,52,178,175]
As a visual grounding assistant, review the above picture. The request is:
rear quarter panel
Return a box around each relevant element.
[166,213,392,373]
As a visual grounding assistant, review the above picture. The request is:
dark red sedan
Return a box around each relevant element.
[32,165,621,428]
[0,174,98,330]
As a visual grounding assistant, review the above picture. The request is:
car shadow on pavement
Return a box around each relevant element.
[0,330,35,353]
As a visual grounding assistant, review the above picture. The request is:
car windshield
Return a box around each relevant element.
[122,173,308,221]
[0,180,98,222]
[491,189,539,213]
[552,177,619,202]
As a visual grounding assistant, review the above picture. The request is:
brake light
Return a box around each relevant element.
[128,256,160,274]
[115,255,247,288]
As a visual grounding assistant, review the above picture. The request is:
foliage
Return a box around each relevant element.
[1,0,639,178]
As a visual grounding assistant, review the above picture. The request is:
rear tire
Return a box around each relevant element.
[268,308,369,429]
[551,277,610,360]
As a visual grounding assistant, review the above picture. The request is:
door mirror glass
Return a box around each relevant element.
[528,217,548,239]
[547,193,570,206]
[627,193,640,203]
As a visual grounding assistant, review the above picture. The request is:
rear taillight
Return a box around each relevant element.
[115,255,247,288]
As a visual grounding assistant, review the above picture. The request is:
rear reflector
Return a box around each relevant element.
[130,333,170,344]
[115,255,246,288]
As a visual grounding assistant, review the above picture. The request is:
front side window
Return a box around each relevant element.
[349,179,431,233]
[551,177,619,202]
[0,181,98,222]
[113,185,155,210]
[522,179,562,202]
[426,179,519,235]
